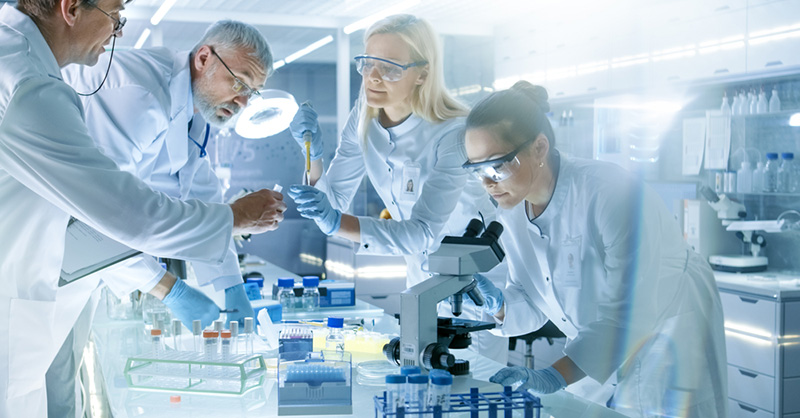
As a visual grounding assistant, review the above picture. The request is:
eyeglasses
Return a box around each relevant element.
[210,47,261,99]
[86,2,126,36]
[462,138,535,182]
[354,55,427,82]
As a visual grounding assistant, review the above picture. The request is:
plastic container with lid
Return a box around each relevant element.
[406,374,428,411]
[150,328,163,356]
[325,317,345,352]
[220,330,232,359]
[764,153,780,192]
[203,330,219,358]
[427,371,453,410]
[778,152,796,193]
[302,276,320,311]
[385,374,407,412]
[278,278,296,313]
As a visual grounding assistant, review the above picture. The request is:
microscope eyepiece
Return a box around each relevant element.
[462,218,484,238]
[480,221,504,243]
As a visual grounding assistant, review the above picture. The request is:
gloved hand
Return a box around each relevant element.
[464,273,504,316]
[224,283,256,326]
[490,366,567,394]
[287,185,342,235]
[289,103,323,160]
[162,278,220,329]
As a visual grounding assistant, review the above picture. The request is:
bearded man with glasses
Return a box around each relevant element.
[0,2,285,416]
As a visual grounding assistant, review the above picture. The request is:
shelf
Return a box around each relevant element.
[729,191,800,197]
[730,108,800,120]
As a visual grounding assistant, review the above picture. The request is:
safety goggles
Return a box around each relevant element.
[354,55,427,82]
[462,138,534,182]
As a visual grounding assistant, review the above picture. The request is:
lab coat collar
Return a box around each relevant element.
[165,50,193,175]
[386,113,422,138]
[530,150,569,231]
[0,5,61,79]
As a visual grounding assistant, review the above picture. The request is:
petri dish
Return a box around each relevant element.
[356,360,399,386]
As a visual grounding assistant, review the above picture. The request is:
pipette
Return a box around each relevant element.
[301,101,313,186]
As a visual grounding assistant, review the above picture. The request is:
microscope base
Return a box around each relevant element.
[709,255,768,273]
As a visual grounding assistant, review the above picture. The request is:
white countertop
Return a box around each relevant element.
[714,270,800,300]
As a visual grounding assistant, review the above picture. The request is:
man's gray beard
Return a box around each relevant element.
[193,78,240,128]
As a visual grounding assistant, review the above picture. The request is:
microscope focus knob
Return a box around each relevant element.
[383,337,402,366]
[422,343,455,370]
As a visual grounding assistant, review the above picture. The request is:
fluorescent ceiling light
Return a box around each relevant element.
[343,0,421,35]
[150,0,178,25]
[234,89,299,139]
[284,35,333,64]
[134,28,151,49]
[272,60,285,71]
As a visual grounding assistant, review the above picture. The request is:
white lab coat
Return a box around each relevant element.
[0,6,232,417]
[492,153,727,417]
[62,47,242,296]
[315,103,507,362]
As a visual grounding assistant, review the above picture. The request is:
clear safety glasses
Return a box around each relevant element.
[462,138,534,182]
[354,55,427,82]
[210,47,262,99]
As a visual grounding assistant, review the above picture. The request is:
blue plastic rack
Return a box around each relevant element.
[374,386,541,418]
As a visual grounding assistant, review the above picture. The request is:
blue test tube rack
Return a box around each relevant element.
[374,386,541,418]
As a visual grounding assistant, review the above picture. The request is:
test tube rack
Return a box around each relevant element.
[124,351,266,396]
[374,386,541,418]
[278,351,352,416]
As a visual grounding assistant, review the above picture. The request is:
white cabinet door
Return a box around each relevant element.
[728,364,775,412]
[728,399,774,418]
[746,0,800,72]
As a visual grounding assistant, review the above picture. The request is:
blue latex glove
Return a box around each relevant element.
[224,283,256,326]
[289,103,323,160]
[490,366,567,394]
[465,273,504,316]
[287,185,342,235]
[161,278,220,329]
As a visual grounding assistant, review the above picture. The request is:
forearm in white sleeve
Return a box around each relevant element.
[191,238,243,291]
[99,255,166,298]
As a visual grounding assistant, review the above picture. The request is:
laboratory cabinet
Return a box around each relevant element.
[715,271,800,417]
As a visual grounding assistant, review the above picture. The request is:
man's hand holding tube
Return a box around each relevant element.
[230,189,287,235]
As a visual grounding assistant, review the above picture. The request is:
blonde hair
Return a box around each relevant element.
[357,14,467,141]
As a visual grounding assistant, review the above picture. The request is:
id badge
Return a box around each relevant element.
[401,161,421,201]
[560,235,582,287]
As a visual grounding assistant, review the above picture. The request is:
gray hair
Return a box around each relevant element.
[18,0,132,21]
[192,20,273,76]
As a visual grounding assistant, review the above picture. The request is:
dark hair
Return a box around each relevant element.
[466,81,556,152]
[18,0,132,22]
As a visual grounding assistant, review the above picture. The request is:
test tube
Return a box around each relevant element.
[171,319,181,351]
[230,321,239,355]
[407,374,428,411]
[385,374,407,413]
[213,320,224,346]
[203,330,219,359]
[243,317,254,355]
[150,329,163,357]
[220,330,232,360]
[192,320,202,352]
[428,372,452,411]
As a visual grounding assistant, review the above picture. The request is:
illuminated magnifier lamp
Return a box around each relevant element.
[234,89,299,139]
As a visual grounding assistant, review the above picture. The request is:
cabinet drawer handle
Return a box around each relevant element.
[738,369,758,378]
[714,68,730,74]
[738,296,758,304]
[738,403,757,413]
[369,295,388,300]
[765,60,783,67]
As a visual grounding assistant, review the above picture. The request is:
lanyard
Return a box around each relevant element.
[188,123,210,158]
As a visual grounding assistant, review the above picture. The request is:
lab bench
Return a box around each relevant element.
[714,271,800,418]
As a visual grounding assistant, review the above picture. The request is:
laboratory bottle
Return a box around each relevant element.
[737,91,748,115]
[406,374,428,411]
[230,321,239,355]
[203,330,218,359]
[428,371,453,411]
[150,329,164,356]
[736,161,752,193]
[278,278,296,313]
[385,374,407,412]
[243,317,255,355]
[748,90,757,115]
[720,92,731,116]
[301,276,320,311]
[560,110,567,126]
[753,161,765,193]
[567,109,574,126]
[764,153,780,192]
[325,317,345,353]
[778,153,795,193]
[730,92,740,116]
[769,87,781,113]
[724,171,736,193]
[757,88,768,114]
[220,330,232,360]
[192,320,202,352]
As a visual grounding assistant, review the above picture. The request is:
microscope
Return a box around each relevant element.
[700,186,769,272]
[384,219,504,371]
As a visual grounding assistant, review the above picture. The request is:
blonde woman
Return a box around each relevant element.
[287,14,506,362]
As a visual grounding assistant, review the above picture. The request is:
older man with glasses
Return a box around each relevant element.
[44,20,274,416]
[0,1,285,416]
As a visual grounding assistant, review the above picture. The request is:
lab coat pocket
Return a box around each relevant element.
[7,298,56,398]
